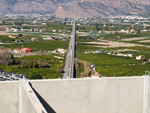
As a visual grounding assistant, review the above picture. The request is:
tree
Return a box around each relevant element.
[0,50,15,65]
[141,55,146,61]
[18,34,23,38]
[27,60,33,68]
[20,60,28,68]
[137,29,141,34]
[33,61,38,68]
[39,61,50,68]
[30,74,42,79]
[57,66,63,73]
[95,23,99,31]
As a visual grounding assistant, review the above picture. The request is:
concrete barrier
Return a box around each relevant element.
[20,81,47,113]
[30,77,144,113]
[0,81,19,113]
[148,78,150,113]
[0,77,149,113]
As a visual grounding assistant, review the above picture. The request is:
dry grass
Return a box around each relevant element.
[0,31,18,35]
[121,38,147,41]
[83,41,140,48]
[138,40,150,43]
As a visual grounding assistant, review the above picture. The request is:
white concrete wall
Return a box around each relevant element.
[0,81,19,113]
[0,81,46,113]
[0,77,147,113]
[147,78,150,113]
[30,77,144,113]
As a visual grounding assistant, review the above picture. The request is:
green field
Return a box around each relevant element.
[9,32,61,36]
[76,39,150,77]
[1,22,150,78]
[0,35,15,43]
[1,40,69,51]
[0,54,64,79]
[0,40,68,79]
[77,53,150,77]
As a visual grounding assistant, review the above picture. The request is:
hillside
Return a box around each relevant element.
[0,0,150,18]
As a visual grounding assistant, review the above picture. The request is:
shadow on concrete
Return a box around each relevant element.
[29,82,56,113]
[74,64,76,78]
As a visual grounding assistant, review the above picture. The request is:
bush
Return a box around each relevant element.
[30,74,42,79]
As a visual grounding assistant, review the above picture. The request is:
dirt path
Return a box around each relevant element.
[121,38,147,41]
[138,40,150,43]
[82,41,150,48]
[0,31,18,35]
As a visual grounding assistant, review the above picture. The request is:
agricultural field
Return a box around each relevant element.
[77,52,150,77]
[0,23,71,79]
[0,20,150,79]
[0,54,65,79]
[45,24,72,33]
[1,40,69,51]
[76,36,150,77]
[0,36,69,79]
[0,35,15,43]
[8,32,61,36]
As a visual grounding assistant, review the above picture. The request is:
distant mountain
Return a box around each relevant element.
[0,0,150,18]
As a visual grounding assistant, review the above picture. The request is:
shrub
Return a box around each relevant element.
[30,74,42,79]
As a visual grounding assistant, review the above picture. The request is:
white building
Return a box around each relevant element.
[55,48,67,54]
[136,55,142,60]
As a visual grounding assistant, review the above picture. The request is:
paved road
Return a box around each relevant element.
[63,37,72,78]
[63,21,76,79]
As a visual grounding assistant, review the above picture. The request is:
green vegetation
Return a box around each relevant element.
[46,24,72,32]
[77,53,138,66]
[76,24,132,32]
[77,53,150,77]
[30,74,42,79]
[76,39,150,77]
[9,32,61,36]
[121,12,136,16]
[77,62,84,77]
[2,40,69,51]
[97,64,150,77]
[0,54,64,79]
[139,11,150,17]
[75,59,91,78]
[100,32,150,40]
[0,35,15,43]
[0,19,150,79]
[0,39,68,79]
[102,33,135,40]
[76,43,100,53]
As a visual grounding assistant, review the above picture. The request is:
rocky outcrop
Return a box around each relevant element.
[0,0,150,18]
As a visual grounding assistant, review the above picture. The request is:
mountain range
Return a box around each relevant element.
[0,0,150,18]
